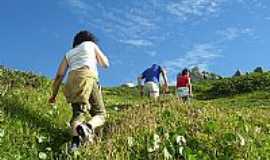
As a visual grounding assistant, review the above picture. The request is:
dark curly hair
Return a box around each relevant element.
[72,30,97,48]
[182,68,189,76]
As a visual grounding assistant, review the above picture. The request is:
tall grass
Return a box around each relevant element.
[0,67,270,159]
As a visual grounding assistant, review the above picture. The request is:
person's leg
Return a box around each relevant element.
[70,103,87,136]
[149,82,159,100]
[143,83,151,97]
[69,103,87,150]
[87,81,106,131]
[182,96,187,103]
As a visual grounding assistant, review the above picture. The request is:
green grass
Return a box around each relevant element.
[0,68,270,159]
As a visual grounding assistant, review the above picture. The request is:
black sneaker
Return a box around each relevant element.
[76,124,94,143]
[69,136,80,152]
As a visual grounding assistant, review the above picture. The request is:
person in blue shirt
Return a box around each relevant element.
[137,64,169,99]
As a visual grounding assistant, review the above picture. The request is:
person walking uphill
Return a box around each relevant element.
[176,68,192,103]
[137,64,169,100]
[48,30,109,151]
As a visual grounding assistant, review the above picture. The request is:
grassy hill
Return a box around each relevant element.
[0,67,270,160]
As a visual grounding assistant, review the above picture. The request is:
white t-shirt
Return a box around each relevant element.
[65,41,99,76]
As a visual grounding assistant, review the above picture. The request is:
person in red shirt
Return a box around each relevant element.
[176,68,192,103]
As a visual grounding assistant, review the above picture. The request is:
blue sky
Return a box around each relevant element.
[1,0,270,86]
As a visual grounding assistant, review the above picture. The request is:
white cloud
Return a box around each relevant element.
[163,43,222,75]
[164,26,255,76]
[64,0,227,48]
[217,27,254,41]
[166,0,223,20]
[119,39,153,47]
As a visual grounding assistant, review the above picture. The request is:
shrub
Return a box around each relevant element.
[204,72,270,99]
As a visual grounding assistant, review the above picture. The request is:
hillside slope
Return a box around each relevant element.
[0,67,270,160]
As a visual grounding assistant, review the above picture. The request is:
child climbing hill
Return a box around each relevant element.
[48,30,109,151]
[176,68,192,103]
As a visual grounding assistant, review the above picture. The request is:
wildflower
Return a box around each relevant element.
[38,152,47,160]
[237,133,245,146]
[197,108,203,114]
[52,104,57,110]
[163,147,172,160]
[244,124,249,133]
[148,134,161,152]
[153,134,160,149]
[154,134,160,143]
[179,146,184,155]
[176,135,186,146]
[45,147,52,151]
[66,122,71,128]
[0,128,5,137]
[37,135,47,143]
[114,106,119,111]
[48,110,53,115]
[255,127,261,133]
[147,147,155,153]
[127,136,134,147]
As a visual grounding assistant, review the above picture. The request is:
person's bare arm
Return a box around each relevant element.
[188,77,193,96]
[49,57,68,103]
[161,68,169,92]
[175,77,178,95]
[95,45,109,68]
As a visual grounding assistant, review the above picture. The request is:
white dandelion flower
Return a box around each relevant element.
[176,135,186,145]
[127,136,134,147]
[148,134,161,152]
[255,127,261,133]
[154,134,160,143]
[179,146,184,155]
[237,133,245,146]
[163,147,172,160]
[37,136,47,143]
[66,122,71,128]
[38,152,47,160]
[52,105,57,110]
[48,110,53,115]
[114,106,119,111]
[153,134,160,150]
[165,133,170,140]
[147,147,155,153]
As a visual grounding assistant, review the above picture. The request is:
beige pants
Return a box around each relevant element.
[64,67,106,136]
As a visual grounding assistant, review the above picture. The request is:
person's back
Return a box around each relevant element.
[142,64,162,83]
[65,41,98,77]
[138,64,169,99]
[176,68,192,103]
[176,74,189,88]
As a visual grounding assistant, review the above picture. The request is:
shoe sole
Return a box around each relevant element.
[77,124,94,143]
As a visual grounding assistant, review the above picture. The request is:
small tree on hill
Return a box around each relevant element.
[254,66,263,73]
[233,70,242,77]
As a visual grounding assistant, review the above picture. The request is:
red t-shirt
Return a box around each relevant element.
[176,75,190,88]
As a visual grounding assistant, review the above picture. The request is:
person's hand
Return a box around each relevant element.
[163,84,169,93]
[189,93,193,97]
[48,96,56,104]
